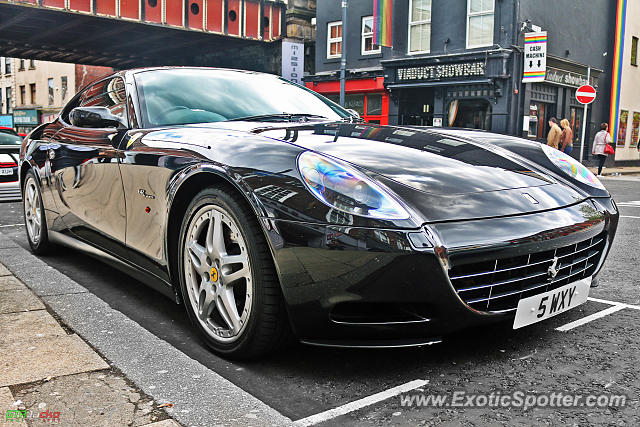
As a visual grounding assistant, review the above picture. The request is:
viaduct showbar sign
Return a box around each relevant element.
[545,67,595,88]
[397,61,486,82]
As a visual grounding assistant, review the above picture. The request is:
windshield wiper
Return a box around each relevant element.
[227,113,330,122]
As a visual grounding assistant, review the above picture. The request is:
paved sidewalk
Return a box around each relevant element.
[0,262,181,427]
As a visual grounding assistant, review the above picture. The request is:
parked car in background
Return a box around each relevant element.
[0,128,22,201]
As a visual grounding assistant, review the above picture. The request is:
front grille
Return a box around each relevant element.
[449,233,607,313]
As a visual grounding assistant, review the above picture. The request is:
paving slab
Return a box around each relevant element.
[0,310,68,343]
[12,371,173,427]
[0,263,10,276]
[0,276,27,292]
[0,289,45,314]
[0,334,109,387]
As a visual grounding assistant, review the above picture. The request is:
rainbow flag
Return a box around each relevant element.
[373,0,393,47]
[610,0,627,142]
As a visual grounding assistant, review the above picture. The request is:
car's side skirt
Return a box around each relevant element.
[49,230,177,302]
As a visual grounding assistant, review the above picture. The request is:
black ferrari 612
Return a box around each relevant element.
[19,67,618,359]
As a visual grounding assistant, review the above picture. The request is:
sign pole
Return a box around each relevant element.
[339,0,348,107]
[579,66,591,164]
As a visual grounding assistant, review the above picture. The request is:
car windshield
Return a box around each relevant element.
[135,68,352,127]
[0,132,22,145]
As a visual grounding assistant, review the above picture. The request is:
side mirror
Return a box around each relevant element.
[69,107,126,129]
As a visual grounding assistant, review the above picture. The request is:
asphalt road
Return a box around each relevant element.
[1,176,638,425]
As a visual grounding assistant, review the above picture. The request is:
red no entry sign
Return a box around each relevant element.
[576,84,596,104]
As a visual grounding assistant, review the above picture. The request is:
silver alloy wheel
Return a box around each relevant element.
[183,205,253,342]
[24,177,42,245]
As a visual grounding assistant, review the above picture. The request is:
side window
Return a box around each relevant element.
[80,78,128,123]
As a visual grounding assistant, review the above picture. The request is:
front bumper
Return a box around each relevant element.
[267,197,619,347]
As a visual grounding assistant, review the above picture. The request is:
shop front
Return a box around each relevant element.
[305,74,389,125]
[381,50,512,132]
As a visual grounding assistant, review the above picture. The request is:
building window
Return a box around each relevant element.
[48,78,54,105]
[361,16,381,55]
[617,109,629,147]
[5,87,12,113]
[632,36,638,66]
[327,21,342,59]
[19,85,26,106]
[467,0,494,49]
[4,59,10,74]
[19,60,25,71]
[29,59,35,69]
[30,83,36,105]
[408,0,431,54]
[61,76,68,101]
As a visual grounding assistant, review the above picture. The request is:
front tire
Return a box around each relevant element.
[178,186,290,359]
[23,169,51,254]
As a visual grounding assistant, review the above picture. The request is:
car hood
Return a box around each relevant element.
[204,121,556,195]
[182,121,586,223]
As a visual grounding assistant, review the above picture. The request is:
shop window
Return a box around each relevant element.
[467,0,494,49]
[408,0,431,54]
[632,36,638,66]
[29,83,36,105]
[569,107,583,144]
[367,94,383,115]
[617,110,628,147]
[361,16,381,55]
[326,92,386,124]
[631,112,639,148]
[327,21,342,59]
[448,99,491,130]
[48,78,54,106]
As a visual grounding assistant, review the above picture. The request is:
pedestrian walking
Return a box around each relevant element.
[546,117,562,149]
[559,119,574,155]
[592,123,613,176]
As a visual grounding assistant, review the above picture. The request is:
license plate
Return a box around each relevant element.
[513,277,591,329]
[0,168,13,176]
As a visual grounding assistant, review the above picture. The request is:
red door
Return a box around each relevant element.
[227,0,240,36]
[244,0,259,39]
[69,0,91,12]
[96,0,116,16]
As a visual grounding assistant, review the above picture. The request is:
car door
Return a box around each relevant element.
[48,77,129,256]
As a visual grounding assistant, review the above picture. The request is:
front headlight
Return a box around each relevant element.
[297,151,410,220]
[541,144,605,190]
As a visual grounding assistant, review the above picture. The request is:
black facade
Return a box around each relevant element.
[308,0,617,160]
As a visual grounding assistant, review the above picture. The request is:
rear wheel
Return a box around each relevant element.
[23,170,51,254]
[178,186,290,359]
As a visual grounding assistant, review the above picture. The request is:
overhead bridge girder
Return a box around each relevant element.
[0,0,285,68]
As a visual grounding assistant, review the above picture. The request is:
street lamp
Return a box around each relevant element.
[339,0,348,107]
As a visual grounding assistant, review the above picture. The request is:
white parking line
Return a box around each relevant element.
[293,379,428,426]
[556,297,640,332]
[588,297,640,310]
[556,305,626,332]
[621,215,640,219]
[0,224,23,228]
